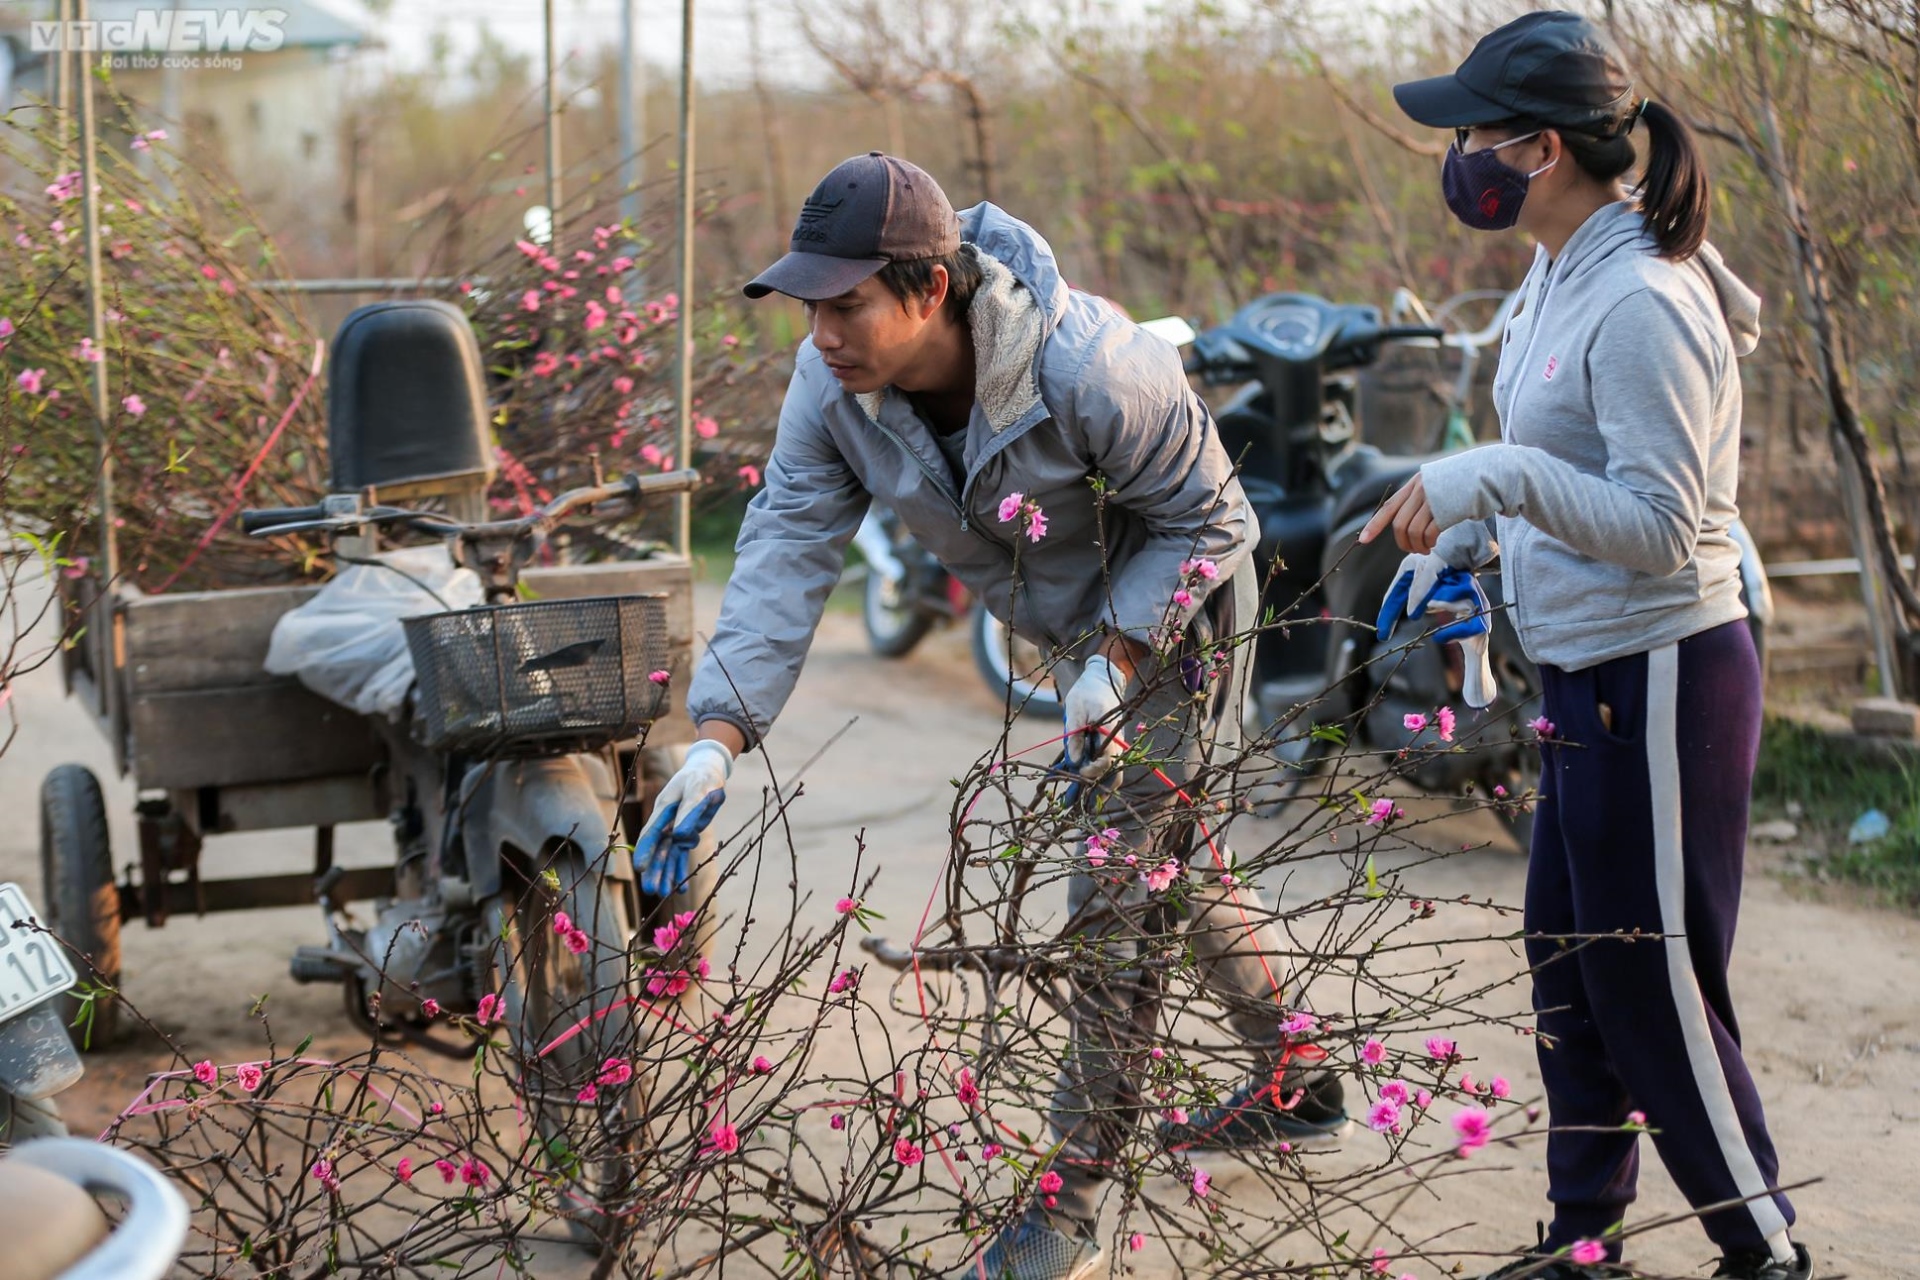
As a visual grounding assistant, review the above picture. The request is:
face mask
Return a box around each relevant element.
[1442,131,1555,231]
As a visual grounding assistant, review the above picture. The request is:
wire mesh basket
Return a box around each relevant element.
[403,594,671,754]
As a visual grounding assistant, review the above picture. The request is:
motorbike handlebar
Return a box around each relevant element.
[240,469,703,539]
[1371,325,1448,344]
[239,505,327,534]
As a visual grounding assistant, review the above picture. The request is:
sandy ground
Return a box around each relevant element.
[1,578,1916,1278]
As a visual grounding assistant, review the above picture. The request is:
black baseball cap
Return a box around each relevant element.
[1393,11,1638,135]
[744,153,961,301]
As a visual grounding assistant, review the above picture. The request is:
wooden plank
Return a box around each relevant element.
[205,773,389,835]
[123,584,320,695]
[120,867,397,920]
[129,683,382,791]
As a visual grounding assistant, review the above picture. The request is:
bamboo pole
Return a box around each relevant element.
[674,0,696,558]
[74,0,123,768]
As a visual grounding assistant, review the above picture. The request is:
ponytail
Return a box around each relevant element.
[1634,101,1709,261]
[1556,99,1711,262]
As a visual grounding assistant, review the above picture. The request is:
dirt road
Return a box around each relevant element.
[2,579,1915,1277]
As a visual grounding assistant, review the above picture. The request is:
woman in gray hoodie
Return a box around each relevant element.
[1369,12,1810,1280]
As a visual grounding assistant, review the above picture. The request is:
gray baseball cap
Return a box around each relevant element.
[744,153,961,301]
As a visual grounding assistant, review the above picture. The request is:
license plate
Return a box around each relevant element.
[0,883,79,1022]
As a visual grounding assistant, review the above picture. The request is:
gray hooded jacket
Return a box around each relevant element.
[687,204,1256,746]
[1423,200,1763,672]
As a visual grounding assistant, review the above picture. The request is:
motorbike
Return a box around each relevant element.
[39,299,704,1255]
[853,506,1063,717]
[1167,288,1772,851]
[241,463,701,1249]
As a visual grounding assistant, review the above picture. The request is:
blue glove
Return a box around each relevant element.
[634,739,731,897]
[1377,553,1497,709]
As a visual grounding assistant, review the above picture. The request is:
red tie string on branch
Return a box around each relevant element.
[149,342,326,594]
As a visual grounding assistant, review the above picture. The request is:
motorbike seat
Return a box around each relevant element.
[1251,486,1330,580]
[329,300,496,503]
[1326,451,1445,535]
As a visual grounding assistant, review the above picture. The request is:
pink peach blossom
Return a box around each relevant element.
[1451,1106,1492,1155]
[705,1120,740,1155]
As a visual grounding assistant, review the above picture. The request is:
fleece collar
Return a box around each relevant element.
[855,245,1044,435]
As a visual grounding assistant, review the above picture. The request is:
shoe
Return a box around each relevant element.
[1478,1225,1623,1279]
[951,1208,1104,1280]
[1480,1257,1619,1280]
[1160,1068,1351,1153]
[1712,1244,1813,1279]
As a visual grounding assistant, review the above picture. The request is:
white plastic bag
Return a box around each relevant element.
[265,544,482,718]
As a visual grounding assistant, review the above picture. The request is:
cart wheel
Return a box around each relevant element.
[636,744,720,960]
[0,1092,67,1145]
[38,765,120,1052]
[485,848,638,1255]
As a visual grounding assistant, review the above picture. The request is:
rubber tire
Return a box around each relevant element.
[38,765,120,1052]
[863,568,935,658]
[0,1093,67,1146]
[486,847,637,1254]
[969,603,1063,719]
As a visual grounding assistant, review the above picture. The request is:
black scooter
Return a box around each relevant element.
[1165,291,1771,853]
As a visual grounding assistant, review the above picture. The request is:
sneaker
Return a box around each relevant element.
[1480,1256,1619,1280]
[1161,1069,1351,1153]
[1712,1244,1813,1280]
[950,1208,1104,1280]
[1478,1225,1624,1279]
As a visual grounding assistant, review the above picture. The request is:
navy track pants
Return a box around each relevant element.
[1528,620,1794,1257]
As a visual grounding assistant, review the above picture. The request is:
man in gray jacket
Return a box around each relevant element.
[635,154,1349,1279]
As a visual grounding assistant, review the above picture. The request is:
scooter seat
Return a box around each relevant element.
[1327,451,1444,535]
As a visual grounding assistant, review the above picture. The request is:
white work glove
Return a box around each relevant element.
[633,739,732,897]
[1376,552,1498,710]
[1064,653,1128,778]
